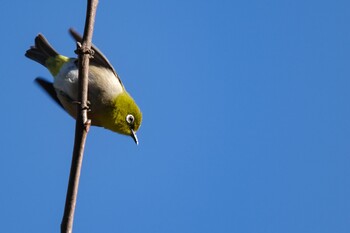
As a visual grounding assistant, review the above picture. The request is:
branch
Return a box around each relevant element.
[61,1,99,233]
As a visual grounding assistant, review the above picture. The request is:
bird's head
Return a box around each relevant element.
[107,91,142,144]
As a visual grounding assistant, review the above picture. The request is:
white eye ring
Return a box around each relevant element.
[126,114,135,124]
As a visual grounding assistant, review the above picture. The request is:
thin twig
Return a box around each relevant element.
[60,1,99,233]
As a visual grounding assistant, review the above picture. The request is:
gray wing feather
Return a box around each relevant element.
[68,28,123,86]
[35,77,64,110]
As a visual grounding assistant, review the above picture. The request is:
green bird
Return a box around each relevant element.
[25,29,142,144]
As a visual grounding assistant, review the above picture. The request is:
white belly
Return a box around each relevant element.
[53,60,123,102]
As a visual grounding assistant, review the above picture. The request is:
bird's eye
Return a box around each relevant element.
[126,114,135,124]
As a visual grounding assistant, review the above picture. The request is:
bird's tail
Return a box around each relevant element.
[25,34,59,67]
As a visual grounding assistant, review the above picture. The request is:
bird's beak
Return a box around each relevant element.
[130,129,139,145]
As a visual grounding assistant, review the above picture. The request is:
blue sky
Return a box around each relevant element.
[1,0,350,232]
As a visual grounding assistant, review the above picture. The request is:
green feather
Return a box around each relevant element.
[105,92,142,135]
[45,55,70,76]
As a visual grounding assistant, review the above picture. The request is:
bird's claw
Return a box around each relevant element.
[72,100,91,112]
[75,42,95,58]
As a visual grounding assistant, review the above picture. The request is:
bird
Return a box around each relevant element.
[25,29,142,144]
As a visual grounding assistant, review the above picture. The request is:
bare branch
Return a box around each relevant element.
[61,1,99,233]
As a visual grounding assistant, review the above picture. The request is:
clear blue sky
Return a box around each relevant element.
[1,0,349,232]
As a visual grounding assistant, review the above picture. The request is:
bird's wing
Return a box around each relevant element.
[68,28,124,86]
[35,77,64,110]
